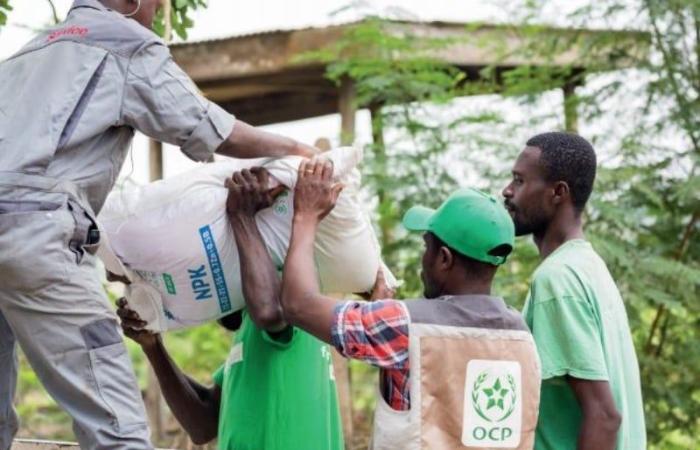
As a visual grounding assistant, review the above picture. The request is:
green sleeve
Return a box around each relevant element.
[212,365,224,386]
[529,267,609,381]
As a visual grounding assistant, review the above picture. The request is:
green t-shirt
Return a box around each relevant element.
[522,239,646,450]
[212,311,344,450]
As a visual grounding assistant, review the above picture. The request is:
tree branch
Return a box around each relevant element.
[645,209,699,355]
[654,310,671,358]
[46,0,59,24]
[644,0,700,153]
[694,6,700,95]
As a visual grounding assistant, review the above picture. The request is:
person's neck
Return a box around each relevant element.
[99,0,126,14]
[440,280,493,297]
[99,0,119,9]
[533,210,585,260]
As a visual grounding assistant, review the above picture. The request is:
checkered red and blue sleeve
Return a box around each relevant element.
[331,300,410,370]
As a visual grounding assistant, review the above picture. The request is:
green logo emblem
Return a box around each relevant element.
[471,371,517,423]
[273,191,289,216]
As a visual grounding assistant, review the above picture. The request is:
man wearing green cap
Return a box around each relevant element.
[278,159,541,449]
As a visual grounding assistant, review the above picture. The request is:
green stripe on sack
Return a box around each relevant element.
[163,273,176,295]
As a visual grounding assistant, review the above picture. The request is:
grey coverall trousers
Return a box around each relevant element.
[0,1,235,448]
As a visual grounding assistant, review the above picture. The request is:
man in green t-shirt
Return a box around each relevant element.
[118,168,343,450]
[502,132,646,450]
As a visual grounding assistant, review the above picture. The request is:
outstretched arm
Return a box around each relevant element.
[226,168,287,332]
[280,159,346,343]
[121,43,318,162]
[280,160,407,373]
[217,121,318,159]
[117,299,220,445]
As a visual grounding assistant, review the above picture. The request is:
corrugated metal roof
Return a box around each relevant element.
[170,18,647,48]
[170,19,362,46]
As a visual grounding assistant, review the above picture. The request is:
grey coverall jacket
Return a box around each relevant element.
[0,1,235,448]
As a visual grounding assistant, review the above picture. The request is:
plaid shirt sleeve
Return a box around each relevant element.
[331,300,410,370]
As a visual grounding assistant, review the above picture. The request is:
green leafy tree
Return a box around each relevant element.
[153,0,208,40]
[0,0,11,26]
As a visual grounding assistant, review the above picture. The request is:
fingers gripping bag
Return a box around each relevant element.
[97,146,397,332]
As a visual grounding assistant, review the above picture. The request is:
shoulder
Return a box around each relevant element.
[532,242,606,294]
[528,260,584,305]
[5,5,162,64]
[77,7,164,58]
[529,249,615,319]
[24,5,166,60]
[533,242,594,285]
[532,260,579,285]
[333,300,409,337]
[337,299,408,318]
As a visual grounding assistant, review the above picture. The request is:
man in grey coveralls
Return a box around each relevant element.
[0,1,318,448]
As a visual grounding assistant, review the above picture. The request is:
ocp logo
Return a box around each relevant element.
[472,371,517,423]
[462,360,522,448]
[273,191,290,216]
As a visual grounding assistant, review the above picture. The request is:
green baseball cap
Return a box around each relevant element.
[402,188,515,265]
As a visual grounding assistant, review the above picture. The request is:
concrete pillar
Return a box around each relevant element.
[147,0,171,184]
[339,77,357,145]
[148,140,164,182]
[332,350,354,447]
[336,81,358,446]
[145,366,165,442]
[369,103,392,247]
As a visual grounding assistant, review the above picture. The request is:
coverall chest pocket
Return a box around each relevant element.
[0,44,108,172]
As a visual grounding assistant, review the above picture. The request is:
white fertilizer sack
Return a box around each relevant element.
[97,146,397,331]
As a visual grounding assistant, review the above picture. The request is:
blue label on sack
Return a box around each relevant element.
[197,225,232,313]
[188,265,212,300]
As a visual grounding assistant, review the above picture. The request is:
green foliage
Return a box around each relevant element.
[302,19,519,298]
[153,0,208,40]
[164,322,232,379]
[300,18,465,106]
[0,0,11,26]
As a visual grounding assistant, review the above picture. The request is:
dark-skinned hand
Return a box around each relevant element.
[116,297,161,350]
[293,159,344,223]
[357,268,396,301]
[225,167,287,218]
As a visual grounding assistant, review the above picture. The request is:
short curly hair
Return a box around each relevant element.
[526,132,597,211]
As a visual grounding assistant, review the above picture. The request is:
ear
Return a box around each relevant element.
[438,246,455,270]
[552,181,570,206]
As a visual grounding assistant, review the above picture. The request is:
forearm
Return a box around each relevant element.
[142,339,219,444]
[217,120,316,159]
[230,214,285,331]
[281,215,339,343]
[568,378,621,450]
[577,413,620,450]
